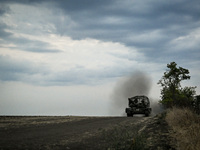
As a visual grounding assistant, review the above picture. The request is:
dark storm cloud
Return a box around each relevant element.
[46,0,200,62]
[0,4,10,15]
[0,55,36,81]
[1,0,200,59]
[0,55,57,83]
[0,25,61,53]
[2,0,200,35]
[0,0,200,85]
[53,0,200,35]
[0,55,129,85]
[54,0,113,12]
[0,23,12,39]
[0,34,61,53]
[0,9,61,53]
[10,37,61,53]
[0,5,12,39]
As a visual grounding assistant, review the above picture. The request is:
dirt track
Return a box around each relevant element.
[0,116,146,150]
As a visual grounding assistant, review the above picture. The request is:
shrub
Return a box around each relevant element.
[166,107,200,150]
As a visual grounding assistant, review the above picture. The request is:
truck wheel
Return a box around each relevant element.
[145,110,149,117]
[127,113,133,117]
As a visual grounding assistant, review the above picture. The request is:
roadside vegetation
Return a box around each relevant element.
[166,107,200,150]
[106,62,200,150]
[157,62,200,150]
[157,62,197,109]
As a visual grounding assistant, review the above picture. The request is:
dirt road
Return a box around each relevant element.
[0,116,147,150]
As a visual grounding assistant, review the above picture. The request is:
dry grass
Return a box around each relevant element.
[166,107,200,150]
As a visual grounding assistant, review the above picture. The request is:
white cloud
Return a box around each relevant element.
[169,27,200,51]
[0,2,144,80]
[1,33,146,85]
[126,29,166,46]
[0,4,146,85]
[0,1,199,116]
[0,31,145,85]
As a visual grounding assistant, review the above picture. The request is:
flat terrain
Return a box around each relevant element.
[0,116,147,150]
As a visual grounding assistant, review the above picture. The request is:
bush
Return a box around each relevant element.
[166,107,200,150]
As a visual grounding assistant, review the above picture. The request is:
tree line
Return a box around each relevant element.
[158,62,200,113]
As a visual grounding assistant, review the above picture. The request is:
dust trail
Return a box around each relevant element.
[150,99,164,116]
[110,71,152,116]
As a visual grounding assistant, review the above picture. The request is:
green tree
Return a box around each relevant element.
[158,62,196,108]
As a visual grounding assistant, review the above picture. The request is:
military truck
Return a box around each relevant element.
[125,95,152,117]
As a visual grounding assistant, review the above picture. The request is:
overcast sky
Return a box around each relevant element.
[0,0,199,116]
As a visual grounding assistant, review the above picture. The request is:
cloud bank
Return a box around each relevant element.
[0,0,199,115]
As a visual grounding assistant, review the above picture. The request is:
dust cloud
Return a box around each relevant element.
[150,100,164,116]
[110,71,162,116]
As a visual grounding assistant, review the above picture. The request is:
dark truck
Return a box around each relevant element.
[125,95,152,117]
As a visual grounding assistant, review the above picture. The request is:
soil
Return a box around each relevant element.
[139,114,176,150]
[0,115,175,150]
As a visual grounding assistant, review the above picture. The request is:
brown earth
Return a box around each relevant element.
[0,115,175,150]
